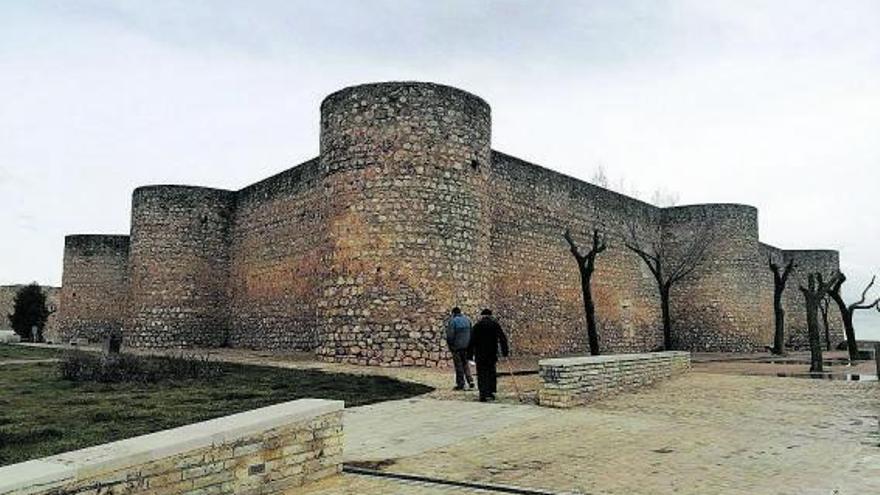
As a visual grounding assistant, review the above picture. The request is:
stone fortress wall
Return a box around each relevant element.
[57,82,844,363]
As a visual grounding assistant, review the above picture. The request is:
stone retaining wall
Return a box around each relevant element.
[538,351,691,408]
[0,399,343,495]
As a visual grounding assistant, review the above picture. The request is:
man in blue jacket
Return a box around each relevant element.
[445,307,474,390]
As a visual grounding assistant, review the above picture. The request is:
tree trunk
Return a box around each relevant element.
[579,266,600,356]
[772,288,785,355]
[660,286,672,351]
[821,304,831,351]
[829,294,858,361]
[841,311,857,361]
[804,294,823,373]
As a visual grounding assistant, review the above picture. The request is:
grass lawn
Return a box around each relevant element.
[0,344,62,360]
[0,354,433,466]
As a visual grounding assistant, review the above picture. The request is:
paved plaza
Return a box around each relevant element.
[279,352,879,494]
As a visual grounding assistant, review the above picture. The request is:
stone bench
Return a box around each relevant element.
[538,351,691,408]
[0,398,343,495]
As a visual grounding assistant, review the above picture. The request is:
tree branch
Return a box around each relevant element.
[563,229,586,264]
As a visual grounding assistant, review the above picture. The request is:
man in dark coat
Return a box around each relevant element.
[468,308,509,402]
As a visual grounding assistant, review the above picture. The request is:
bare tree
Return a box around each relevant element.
[828,273,879,361]
[625,220,715,350]
[819,295,832,351]
[650,188,680,208]
[564,229,607,355]
[590,165,609,189]
[768,257,796,355]
[799,272,840,373]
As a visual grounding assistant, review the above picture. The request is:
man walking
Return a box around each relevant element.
[469,308,509,402]
[446,307,474,390]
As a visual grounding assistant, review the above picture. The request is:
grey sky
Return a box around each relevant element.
[2,1,878,335]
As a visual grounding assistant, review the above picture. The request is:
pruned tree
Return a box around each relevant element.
[828,273,879,361]
[564,228,607,356]
[768,257,796,355]
[8,283,51,342]
[625,220,715,350]
[819,295,832,351]
[799,272,840,373]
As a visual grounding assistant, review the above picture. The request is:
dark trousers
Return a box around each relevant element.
[451,348,473,388]
[475,358,497,398]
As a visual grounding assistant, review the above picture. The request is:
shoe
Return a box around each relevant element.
[479,396,488,402]
[468,383,475,389]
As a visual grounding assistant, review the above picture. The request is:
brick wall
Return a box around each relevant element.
[538,351,691,408]
[0,399,343,495]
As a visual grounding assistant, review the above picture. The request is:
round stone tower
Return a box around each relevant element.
[317,82,492,366]
[662,204,774,351]
[58,234,130,343]
[126,185,235,348]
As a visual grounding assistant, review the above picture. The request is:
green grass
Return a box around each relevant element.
[0,344,62,360]
[0,358,433,466]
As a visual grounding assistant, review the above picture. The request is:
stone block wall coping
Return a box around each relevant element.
[0,398,343,495]
[539,351,690,367]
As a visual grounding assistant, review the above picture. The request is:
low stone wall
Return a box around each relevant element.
[538,351,691,408]
[0,399,343,495]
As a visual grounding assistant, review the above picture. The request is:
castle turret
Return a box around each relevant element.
[662,204,774,351]
[126,185,235,347]
[58,235,130,343]
[317,82,492,365]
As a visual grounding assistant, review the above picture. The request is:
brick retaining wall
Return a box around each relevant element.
[538,351,691,408]
[0,399,343,495]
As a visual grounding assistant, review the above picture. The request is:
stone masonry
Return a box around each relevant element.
[538,351,692,408]
[0,399,343,495]
[57,81,843,364]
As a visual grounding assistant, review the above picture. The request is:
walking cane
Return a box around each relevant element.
[504,356,524,403]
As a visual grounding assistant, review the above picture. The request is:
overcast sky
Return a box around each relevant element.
[1,1,878,336]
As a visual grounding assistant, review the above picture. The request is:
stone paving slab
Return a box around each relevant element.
[381,373,880,495]
[299,473,492,494]
[344,398,550,463]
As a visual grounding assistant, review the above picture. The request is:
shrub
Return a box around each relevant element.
[58,351,222,384]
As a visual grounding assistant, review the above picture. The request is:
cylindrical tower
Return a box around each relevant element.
[317,82,492,366]
[58,235,130,343]
[662,204,774,351]
[126,185,235,348]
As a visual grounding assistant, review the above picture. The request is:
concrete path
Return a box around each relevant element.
[0,358,60,366]
[344,397,550,463]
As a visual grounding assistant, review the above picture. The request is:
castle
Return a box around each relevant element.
[57,82,843,365]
